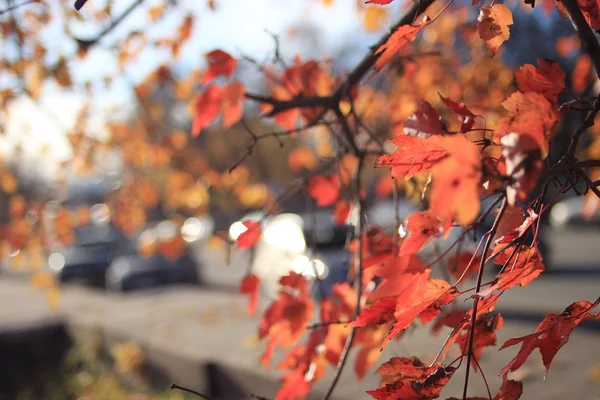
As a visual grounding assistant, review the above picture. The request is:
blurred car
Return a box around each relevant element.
[229,211,353,300]
[105,218,211,292]
[550,196,600,228]
[47,223,122,284]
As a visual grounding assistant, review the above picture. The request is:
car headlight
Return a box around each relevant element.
[48,253,66,272]
[291,254,328,279]
[181,216,214,242]
[263,218,306,253]
[90,203,111,225]
[550,203,568,227]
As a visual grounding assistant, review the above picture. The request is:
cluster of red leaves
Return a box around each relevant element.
[224,0,600,398]
[192,50,245,136]
[262,58,337,130]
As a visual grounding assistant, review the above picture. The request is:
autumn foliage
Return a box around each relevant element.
[3,0,600,399]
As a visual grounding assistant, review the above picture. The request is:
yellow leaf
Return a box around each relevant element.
[339,100,352,116]
[148,5,165,21]
[362,6,389,32]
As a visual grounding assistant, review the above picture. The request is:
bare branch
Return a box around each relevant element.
[245,0,437,117]
[320,156,366,400]
[244,93,331,116]
[0,0,33,16]
[73,0,146,50]
[562,0,600,79]
[74,0,87,11]
[170,383,212,399]
[462,197,507,400]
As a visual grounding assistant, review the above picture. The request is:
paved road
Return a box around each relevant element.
[0,227,599,399]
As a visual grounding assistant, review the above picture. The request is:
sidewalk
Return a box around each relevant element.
[0,277,599,399]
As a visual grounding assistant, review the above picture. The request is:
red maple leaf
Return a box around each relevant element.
[377,135,448,180]
[375,356,438,380]
[375,16,431,71]
[237,220,261,249]
[306,175,341,206]
[475,246,545,298]
[332,200,350,226]
[368,365,456,400]
[447,378,523,400]
[455,314,504,369]
[515,58,566,102]
[402,100,448,138]
[446,251,481,280]
[439,94,476,133]
[239,274,260,315]
[221,81,245,128]
[500,299,600,375]
[201,49,237,84]
[399,211,441,256]
[259,272,314,368]
[191,85,223,137]
[494,207,538,251]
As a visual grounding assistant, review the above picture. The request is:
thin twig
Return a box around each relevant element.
[0,0,33,15]
[170,383,212,399]
[462,198,507,400]
[320,156,365,400]
[245,0,438,117]
[73,0,147,49]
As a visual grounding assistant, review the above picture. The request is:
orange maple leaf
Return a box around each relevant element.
[201,49,237,84]
[375,16,431,71]
[399,211,441,256]
[477,4,513,57]
[191,85,223,137]
[494,91,558,158]
[306,175,341,206]
[430,135,482,226]
[377,135,448,180]
[515,58,566,103]
[221,81,245,128]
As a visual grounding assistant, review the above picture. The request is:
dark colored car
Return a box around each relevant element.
[104,221,201,292]
[48,224,122,283]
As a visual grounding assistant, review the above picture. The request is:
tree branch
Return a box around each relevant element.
[170,383,212,399]
[462,197,507,400]
[245,0,437,117]
[562,0,600,79]
[245,93,331,117]
[73,0,146,50]
[74,0,87,11]
[544,159,600,177]
[320,156,366,400]
[0,0,33,15]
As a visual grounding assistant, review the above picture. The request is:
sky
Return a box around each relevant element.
[0,0,565,181]
[1,0,400,179]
